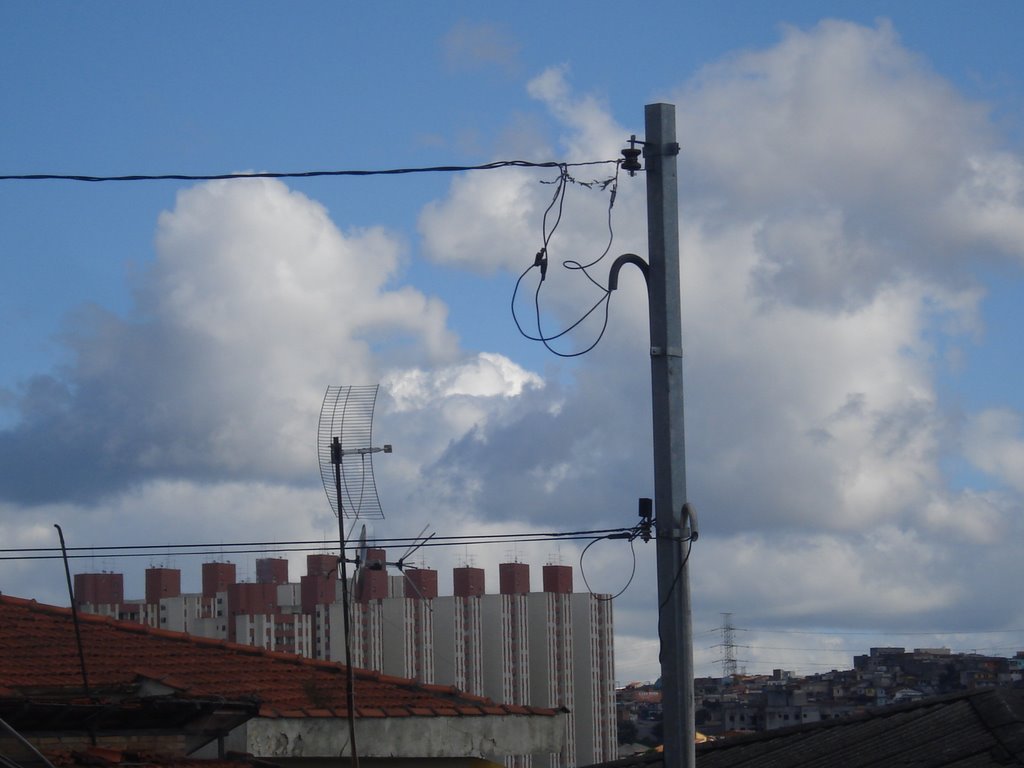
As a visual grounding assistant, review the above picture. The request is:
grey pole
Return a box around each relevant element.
[644,102,696,768]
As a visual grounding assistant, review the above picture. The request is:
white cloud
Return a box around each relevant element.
[4,18,1024,682]
[944,152,1024,255]
[420,65,637,278]
[526,66,624,160]
[675,19,1024,302]
[963,408,1024,493]
[376,354,546,497]
[694,528,958,624]
[680,217,966,534]
[386,353,542,408]
[0,179,460,503]
[918,490,1009,545]
[418,168,542,273]
[411,25,1024,671]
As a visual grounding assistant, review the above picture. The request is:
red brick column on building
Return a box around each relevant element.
[145,568,181,604]
[201,562,236,599]
[404,567,438,599]
[73,572,124,607]
[453,566,485,597]
[542,564,573,594]
[499,562,530,595]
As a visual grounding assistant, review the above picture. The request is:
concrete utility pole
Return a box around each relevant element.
[644,103,696,768]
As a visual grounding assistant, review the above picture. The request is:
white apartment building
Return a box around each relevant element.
[74,554,614,768]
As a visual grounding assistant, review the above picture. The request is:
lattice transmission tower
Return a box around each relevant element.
[720,612,738,680]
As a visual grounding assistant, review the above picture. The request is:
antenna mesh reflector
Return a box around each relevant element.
[318,384,385,519]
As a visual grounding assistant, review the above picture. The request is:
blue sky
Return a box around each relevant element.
[2,2,1024,682]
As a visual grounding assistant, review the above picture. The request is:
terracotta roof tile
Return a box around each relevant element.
[419,682,461,695]
[0,595,557,720]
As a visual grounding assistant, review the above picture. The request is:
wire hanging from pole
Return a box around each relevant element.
[510,162,623,357]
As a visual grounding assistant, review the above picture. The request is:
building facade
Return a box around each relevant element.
[74,555,615,768]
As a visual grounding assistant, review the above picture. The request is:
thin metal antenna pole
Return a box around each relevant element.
[55,523,98,748]
[644,103,696,768]
[0,716,59,768]
[54,525,92,700]
[332,438,360,768]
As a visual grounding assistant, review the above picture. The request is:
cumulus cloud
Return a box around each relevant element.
[0,179,460,504]
[420,66,638,278]
[675,20,1024,308]
[0,175,562,606]
[963,408,1024,493]
[418,167,543,274]
[681,225,976,538]
[3,18,1024,680]
[419,19,1024,672]
[664,22,1024,666]
[696,527,958,624]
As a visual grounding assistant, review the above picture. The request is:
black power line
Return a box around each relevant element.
[0,159,618,183]
[0,527,635,561]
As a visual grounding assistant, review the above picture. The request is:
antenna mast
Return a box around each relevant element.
[318,384,393,768]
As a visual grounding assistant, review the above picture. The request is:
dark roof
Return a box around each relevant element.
[40,747,279,768]
[0,595,555,720]
[0,695,258,738]
[593,687,1024,768]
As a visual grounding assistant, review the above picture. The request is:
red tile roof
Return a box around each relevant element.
[0,595,556,720]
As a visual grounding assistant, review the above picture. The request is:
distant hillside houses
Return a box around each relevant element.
[617,645,1024,740]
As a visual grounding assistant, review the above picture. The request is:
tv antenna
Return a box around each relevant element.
[318,385,392,521]
[352,522,437,605]
[317,384,393,768]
